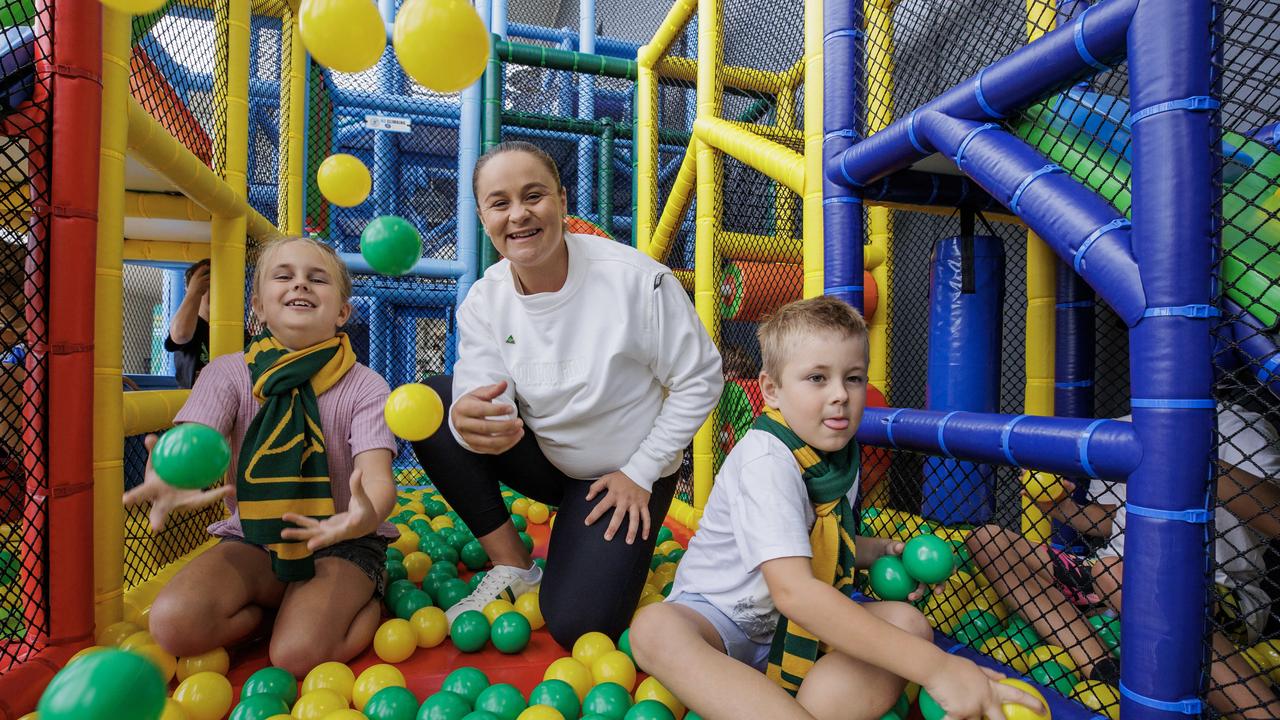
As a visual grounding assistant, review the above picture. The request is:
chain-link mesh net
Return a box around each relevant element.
[122,264,167,375]
[0,0,49,670]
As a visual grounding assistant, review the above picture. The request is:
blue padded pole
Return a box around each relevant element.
[1225,299,1280,400]
[576,0,597,218]
[375,0,401,219]
[1120,1,1217,717]
[369,295,390,379]
[339,253,466,280]
[329,88,461,119]
[1052,258,1095,552]
[862,170,1003,213]
[823,0,862,309]
[827,0,1136,188]
[857,408,1140,481]
[914,112,1146,324]
[455,0,486,303]
[555,36,574,119]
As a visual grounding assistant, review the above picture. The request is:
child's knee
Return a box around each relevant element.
[149,592,212,657]
[965,524,1002,556]
[878,601,934,641]
[628,604,674,669]
[269,633,330,679]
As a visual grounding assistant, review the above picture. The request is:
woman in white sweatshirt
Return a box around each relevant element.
[412,141,723,648]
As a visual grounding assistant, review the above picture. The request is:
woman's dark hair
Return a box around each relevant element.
[472,141,563,200]
[184,258,210,285]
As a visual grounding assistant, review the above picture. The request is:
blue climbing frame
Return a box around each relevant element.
[826,1,1217,718]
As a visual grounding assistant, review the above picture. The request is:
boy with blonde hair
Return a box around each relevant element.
[631,296,1041,720]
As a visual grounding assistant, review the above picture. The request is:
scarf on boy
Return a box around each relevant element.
[753,406,859,696]
[237,331,355,582]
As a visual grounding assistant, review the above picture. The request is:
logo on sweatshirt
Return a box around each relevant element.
[505,335,515,344]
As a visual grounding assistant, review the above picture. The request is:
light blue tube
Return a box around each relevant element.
[340,253,467,279]
[492,0,509,38]
[454,0,486,308]
[329,88,461,119]
[576,0,597,216]
[374,0,400,219]
[505,22,640,58]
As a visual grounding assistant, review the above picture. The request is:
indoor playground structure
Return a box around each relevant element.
[1,0,1280,719]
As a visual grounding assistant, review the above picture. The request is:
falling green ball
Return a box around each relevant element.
[360,215,422,276]
[37,648,166,720]
[151,423,231,489]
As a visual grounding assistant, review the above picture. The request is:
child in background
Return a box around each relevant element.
[124,237,398,677]
[164,259,211,389]
[631,296,1041,720]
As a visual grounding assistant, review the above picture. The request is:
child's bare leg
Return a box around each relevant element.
[966,525,1110,675]
[631,603,815,720]
[1091,556,1123,612]
[268,556,381,677]
[1207,631,1280,720]
[149,541,286,657]
[795,601,929,720]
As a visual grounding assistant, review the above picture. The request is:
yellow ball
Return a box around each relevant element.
[511,497,532,517]
[637,593,664,609]
[403,551,433,583]
[160,698,190,720]
[591,649,637,692]
[122,599,150,629]
[317,154,373,207]
[1070,680,1119,720]
[292,689,350,720]
[517,707,565,720]
[132,643,178,683]
[515,592,544,630]
[99,0,167,14]
[634,676,685,718]
[572,631,616,668]
[526,502,551,524]
[392,0,489,93]
[656,540,683,557]
[543,656,593,701]
[175,647,230,681]
[353,663,406,710]
[390,529,421,556]
[483,599,517,624]
[1022,643,1076,672]
[302,661,357,702]
[999,678,1050,720]
[119,629,155,651]
[1023,470,1066,503]
[650,564,677,589]
[322,711,368,720]
[430,516,454,531]
[410,606,449,648]
[172,671,234,720]
[385,383,445,441]
[16,713,38,720]
[299,0,386,74]
[67,644,107,665]
[977,636,1029,674]
[373,618,418,663]
[96,620,141,647]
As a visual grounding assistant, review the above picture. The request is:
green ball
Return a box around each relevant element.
[529,679,580,719]
[475,683,527,720]
[437,578,473,611]
[868,555,914,601]
[624,699,676,720]
[410,519,432,535]
[442,667,491,706]
[229,694,290,720]
[360,215,423,276]
[425,499,448,517]
[490,611,532,654]
[451,531,474,552]
[451,610,491,653]
[583,681,633,719]
[394,588,434,619]
[1004,615,1042,650]
[430,561,461,579]
[387,579,418,606]
[1029,659,1079,696]
[461,540,489,571]
[0,548,17,586]
[952,609,1001,645]
[533,558,546,570]
[664,549,685,564]
[419,690,473,720]
[421,573,447,601]
[242,665,298,705]
[1088,613,1121,655]
[685,713,704,720]
[902,535,955,584]
[918,688,945,720]
[0,0,35,26]
[878,712,902,720]
[37,648,166,720]
[510,515,527,532]
[431,545,460,566]
[468,571,488,591]
[365,686,420,720]
[1,606,25,638]
[461,713,503,720]
[385,546,405,562]
[437,526,458,543]
[386,560,408,584]
[656,526,674,544]
[518,531,534,553]
[617,628,633,660]
[151,423,231,489]
[893,692,910,718]
[649,555,664,571]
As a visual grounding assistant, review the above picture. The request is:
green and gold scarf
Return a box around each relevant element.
[238,331,355,581]
[754,406,860,695]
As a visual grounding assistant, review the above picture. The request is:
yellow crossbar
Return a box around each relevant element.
[123,390,192,437]
[654,56,784,95]
[648,141,697,265]
[636,0,699,66]
[694,116,805,195]
[123,240,211,262]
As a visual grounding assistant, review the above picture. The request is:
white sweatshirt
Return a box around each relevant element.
[449,233,724,491]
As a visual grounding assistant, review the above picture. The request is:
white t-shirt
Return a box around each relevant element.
[669,430,861,643]
[1093,404,1280,588]
[447,233,724,491]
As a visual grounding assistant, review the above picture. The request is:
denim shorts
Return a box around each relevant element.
[220,534,390,598]
[668,591,773,671]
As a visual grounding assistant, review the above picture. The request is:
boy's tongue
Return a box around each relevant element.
[823,418,849,430]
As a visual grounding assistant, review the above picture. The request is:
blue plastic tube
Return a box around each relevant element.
[1226,299,1280,399]
[862,170,1003,213]
[576,0,597,217]
[1119,2,1217,717]
[1053,260,1096,552]
[822,0,862,309]
[922,234,1004,524]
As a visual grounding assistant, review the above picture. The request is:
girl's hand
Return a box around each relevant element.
[281,468,378,551]
[925,656,1044,719]
[122,433,233,533]
[584,470,651,544]
[451,381,524,454]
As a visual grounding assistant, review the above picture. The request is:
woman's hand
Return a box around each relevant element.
[451,381,524,454]
[282,468,378,551]
[122,433,233,533]
[584,470,651,544]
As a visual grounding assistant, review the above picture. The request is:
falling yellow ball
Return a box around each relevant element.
[317,154,373,207]
[385,383,445,441]
[392,0,489,93]
[299,0,387,74]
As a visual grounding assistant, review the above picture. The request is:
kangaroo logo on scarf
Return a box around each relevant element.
[238,332,355,582]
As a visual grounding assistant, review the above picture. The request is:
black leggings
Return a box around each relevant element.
[411,375,678,649]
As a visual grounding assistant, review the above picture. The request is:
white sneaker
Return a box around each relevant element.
[445,564,542,625]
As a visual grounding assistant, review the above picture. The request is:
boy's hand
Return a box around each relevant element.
[878,539,936,602]
[187,265,210,297]
[282,468,377,551]
[925,656,1044,720]
[122,433,233,533]
[584,470,651,544]
[452,381,524,454]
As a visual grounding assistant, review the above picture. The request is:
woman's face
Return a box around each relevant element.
[475,151,568,273]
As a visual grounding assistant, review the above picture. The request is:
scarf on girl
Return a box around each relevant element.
[753,406,860,695]
[237,331,355,581]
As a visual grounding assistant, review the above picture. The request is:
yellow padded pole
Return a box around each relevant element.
[122,240,212,263]
[801,0,824,297]
[94,7,130,632]
[773,87,799,245]
[647,140,697,265]
[718,231,800,264]
[210,0,251,358]
[123,191,213,221]
[864,0,894,398]
[653,57,785,95]
[123,391,193,437]
[635,62,658,255]
[693,117,805,195]
[636,0,699,66]
[279,6,306,235]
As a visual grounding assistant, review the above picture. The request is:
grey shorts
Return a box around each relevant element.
[220,534,390,598]
[668,591,772,671]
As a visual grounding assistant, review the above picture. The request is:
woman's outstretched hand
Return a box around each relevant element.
[584,470,651,544]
